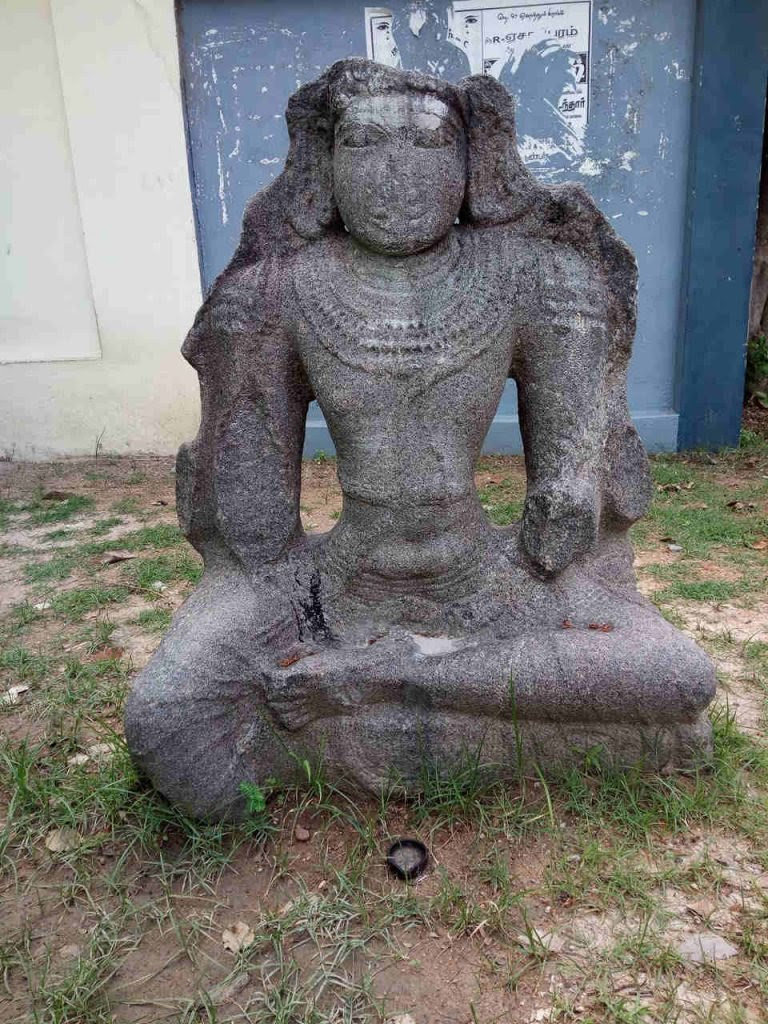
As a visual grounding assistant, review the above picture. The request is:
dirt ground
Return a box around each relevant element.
[1,440,768,1023]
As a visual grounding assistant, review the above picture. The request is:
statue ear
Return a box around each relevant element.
[235,75,339,264]
[459,75,537,225]
[283,75,339,239]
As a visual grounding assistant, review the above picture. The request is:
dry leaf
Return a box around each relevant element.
[87,743,114,761]
[1,685,30,706]
[100,550,135,565]
[561,619,574,629]
[750,539,768,550]
[588,622,614,633]
[89,648,124,662]
[67,753,91,767]
[45,828,79,853]
[221,921,255,954]
[676,932,738,963]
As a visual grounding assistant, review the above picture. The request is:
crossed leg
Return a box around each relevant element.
[125,565,300,820]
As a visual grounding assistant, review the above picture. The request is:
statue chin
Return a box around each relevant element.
[342,212,456,257]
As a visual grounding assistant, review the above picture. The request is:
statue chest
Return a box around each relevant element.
[290,228,518,418]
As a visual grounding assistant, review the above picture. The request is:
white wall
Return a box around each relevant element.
[0,0,202,459]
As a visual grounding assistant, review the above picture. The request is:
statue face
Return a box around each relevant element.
[333,92,466,256]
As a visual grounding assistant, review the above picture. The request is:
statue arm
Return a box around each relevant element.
[176,258,313,573]
[512,250,611,574]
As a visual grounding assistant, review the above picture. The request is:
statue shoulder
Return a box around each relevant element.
[473,184,636,343]
[182,256,293,370]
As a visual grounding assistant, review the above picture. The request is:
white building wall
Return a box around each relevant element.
[0,0,202,460]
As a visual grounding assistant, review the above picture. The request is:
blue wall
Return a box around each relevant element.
[177,0,765,454]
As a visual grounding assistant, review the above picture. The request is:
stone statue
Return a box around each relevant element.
[125,60,715,820]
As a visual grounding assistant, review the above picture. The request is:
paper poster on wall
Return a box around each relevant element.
[452,1,591,151]
[364,2,592,177]
[365,8,401,67]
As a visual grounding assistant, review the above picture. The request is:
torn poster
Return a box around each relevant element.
[364,2,592,177]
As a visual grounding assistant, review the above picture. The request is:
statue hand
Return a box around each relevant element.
[521,478,599,575]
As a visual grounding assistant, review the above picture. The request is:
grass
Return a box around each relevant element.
[631,456,768,558]
[24,495,95,527]
[2,446,768,1021]
[50,586,130,621]
[88,516,124,536]
[134,608,172,632]
[654,579,741,602]
[123,551,201,592]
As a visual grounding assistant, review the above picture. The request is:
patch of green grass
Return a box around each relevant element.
[23,551,79,584]
[0,497,20,532]
[42,528,76,542]
[88,516,124,536]
[125,471,146,484]
[25,494,95,526]
[0,646,51,684]
[0,542,27,559]
[78,523,186,560]
[479,479,526,526]
[41,656,130,723]
[26,915,134,1024]
[545,840,660,912]
[555,705,768,842]
[51,586,130,621]
[740,427,768,454]
[110,497,140,515]
[123,551,201,591]
[655,580,740,603]
[0,735,274,877]
[483,498,524,525]
[134,608,172,632]
[631,458,768,558]
[120,523,185,549]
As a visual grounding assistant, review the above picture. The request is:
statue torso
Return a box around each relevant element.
[291,225,518,505]
[288,224,521,604]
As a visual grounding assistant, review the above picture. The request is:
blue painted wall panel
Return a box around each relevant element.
[176,1,731,454]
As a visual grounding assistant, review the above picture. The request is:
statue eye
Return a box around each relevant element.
[338,124,387,148]
[412,125,456,149]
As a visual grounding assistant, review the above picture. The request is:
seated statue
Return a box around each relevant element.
[125,60,715,820]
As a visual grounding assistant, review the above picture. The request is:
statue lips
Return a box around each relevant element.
[370,206,428,226]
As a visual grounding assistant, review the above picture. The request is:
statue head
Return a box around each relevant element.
[329,63,467,255]
[233,58,539,264]
[232,56,633,337]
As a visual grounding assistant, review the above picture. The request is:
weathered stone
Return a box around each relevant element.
[125,59,716,821]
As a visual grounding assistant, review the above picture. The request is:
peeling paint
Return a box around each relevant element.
[578,157,603,177]
[619,150,637,171]
[664,61,688,81]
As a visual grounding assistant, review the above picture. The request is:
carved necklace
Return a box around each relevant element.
[292,226,515,379]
